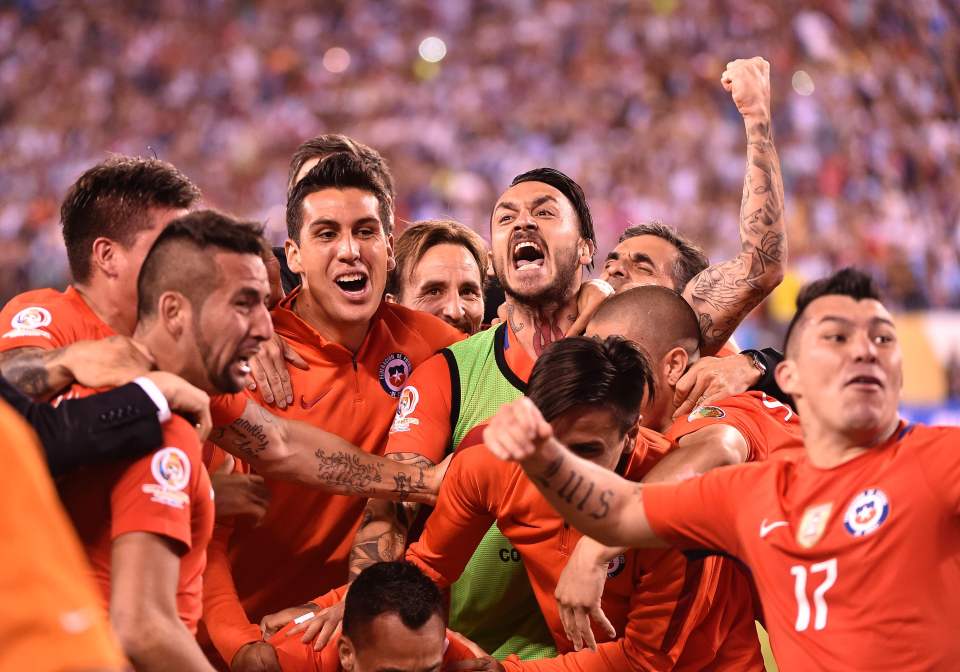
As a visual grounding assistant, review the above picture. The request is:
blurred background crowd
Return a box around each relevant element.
[1,0,958,407]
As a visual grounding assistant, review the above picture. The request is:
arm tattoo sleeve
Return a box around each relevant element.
[685,119,786,354]
[0,347,63,398]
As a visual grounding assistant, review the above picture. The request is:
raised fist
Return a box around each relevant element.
[721,57,771,121]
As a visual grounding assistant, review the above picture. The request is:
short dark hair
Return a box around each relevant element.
[388,219,489,297]
[287,134,395,200]
[527,335,654,432]
[783,267,883,353]
[286,153,393,241]
[509,168,596,270]
[619,222,709,292]
[61,156,200,282]
[342,562,444,641]
[137,210,266,320]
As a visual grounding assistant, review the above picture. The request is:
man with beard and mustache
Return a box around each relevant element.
[385,219,490,335]
[272,57,788,661]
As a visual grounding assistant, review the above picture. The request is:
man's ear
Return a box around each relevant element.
[486,250,496,278]
[385,293,398,304]
[385,232,396,272]
[158,291,188,338]
[663,346,689,387]
[339,634,357,672]
[621,420,642,455]
[285,238,304,276]
[775,360,799,397]
[90,237,120,279]
[578,238,596,267]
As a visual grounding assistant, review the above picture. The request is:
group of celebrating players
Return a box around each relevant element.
[4,56,956,672]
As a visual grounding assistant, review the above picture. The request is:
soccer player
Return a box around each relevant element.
[404,335,763,670]
[0,399,126,672]
[339,56,787,659]
[203,154,465,671]
[485,268,960,671]
[263,562,480,671]
[386,219,489,335]
[56,211,276,672]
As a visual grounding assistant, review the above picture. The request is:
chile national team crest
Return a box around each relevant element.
[379,352,412,397]
[843,489,890,538]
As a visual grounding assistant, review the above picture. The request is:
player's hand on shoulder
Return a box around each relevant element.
[721,56,771,121]
[483,397,553,462]
[63,335,155,388]
[212,454,271,523]
[673,354,760,419]
[144,371,212,440]
[284,598,345,651]
[566,279,615,336]
[555,537,617,651]
[231,640,281,672]
[445,630,503,671]
[260,602,316,638]
[247,332,308,409]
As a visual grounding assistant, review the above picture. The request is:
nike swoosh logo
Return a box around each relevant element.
[759,519,789,538]
[299,390,331,410]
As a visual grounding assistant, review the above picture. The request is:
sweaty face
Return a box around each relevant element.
[491,181,589,307]
[287,188,393,332]
[550,405,636,470]
[601,235,680,293]
[399,243,484,334]
[780,295,902,443]
[191,252,273,394]
[342,612,445,672]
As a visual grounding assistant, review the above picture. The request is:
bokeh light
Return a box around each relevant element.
[418,36,447,63]
[323,47,350,73]
[792,70,815,96]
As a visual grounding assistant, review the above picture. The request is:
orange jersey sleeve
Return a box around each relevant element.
[210,392,252,428]
[912,425,960,514]
[666,391,802,462]
[0,287,113,352]
[0,400,125,672]
[642,466,755,557]
[405,446,500,587]
[384,353,455,465]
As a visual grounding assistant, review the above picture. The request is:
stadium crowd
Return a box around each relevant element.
[1,0,958,318]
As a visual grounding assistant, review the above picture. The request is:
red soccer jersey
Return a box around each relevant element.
[0,286,115,352]
[643,422,960,671]
[58,410,215,634]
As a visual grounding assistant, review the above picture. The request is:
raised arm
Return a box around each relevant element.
[211,399,445,503]
[684,57,786,355]
[482,398,662,549]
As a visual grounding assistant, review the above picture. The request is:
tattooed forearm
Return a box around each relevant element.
[316,450,383,492]
[683,115,786,354]
[349,496,418,580]
[0,347,63,398]
[533,451,613,520]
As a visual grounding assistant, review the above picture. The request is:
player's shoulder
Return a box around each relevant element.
[0,287,69,333]
[898,423,960,450]
[159,414,204,462]
[380,303,464,349]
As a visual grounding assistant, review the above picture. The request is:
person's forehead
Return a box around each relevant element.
[804,295,894,326]
[412,243,480,278]
[212,250,269,287]
[302,188,380,218]
[552,405,624,440]
[615,235,678,267]
[496,181,570,209]
[361,612,445,660]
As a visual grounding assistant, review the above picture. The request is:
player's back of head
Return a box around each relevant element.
[286,152,393,240]
[527,335,654,433]
[589,284,701,363]
[137,210,265,321]
[783,267,883,355]
[509,167,596,268]
[619,221,710,291]
[341,561,445,656]
[61,156,200,283]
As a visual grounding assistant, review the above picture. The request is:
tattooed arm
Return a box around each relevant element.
[211,401,444,503]
[482,397,663,549]
[349,453,431,580]
[683,57,786,355]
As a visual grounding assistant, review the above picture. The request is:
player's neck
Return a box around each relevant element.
[73,279,136,336]
[802,416,902,469]
[504,295,578,359]
[292,290,372,355]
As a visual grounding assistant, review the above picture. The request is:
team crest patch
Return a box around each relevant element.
[843,489,890,538]
[142,447,191,509]
[796,503,833,548]
[379,352,412,397]
[3,306,53,339]
[390,386,421,433]
[606,554,627,579]
[687,406,726,422]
